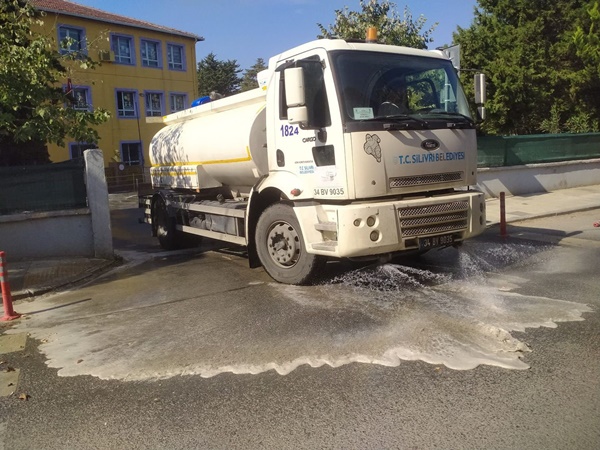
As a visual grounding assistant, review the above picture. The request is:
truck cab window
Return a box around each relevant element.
[279,57,331,129]
[331,50,471,124]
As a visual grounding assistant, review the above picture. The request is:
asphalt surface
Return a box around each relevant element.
[0,192,599,449]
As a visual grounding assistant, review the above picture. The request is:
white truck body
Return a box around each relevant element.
[141,38,487,284]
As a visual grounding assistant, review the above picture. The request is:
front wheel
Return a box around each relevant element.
[255,203,324,285]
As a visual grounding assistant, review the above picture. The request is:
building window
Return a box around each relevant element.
[167,43,185,70]
[170,93,187,112]
[66,86,92,111]
[116,89,138,118]
[58,25,86,55]
[145,92,164,117]
[111,34,135,65]
[69,142,96,159]
[141,39,161,68]
[121,142,143,166]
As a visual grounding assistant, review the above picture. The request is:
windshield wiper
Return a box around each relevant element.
[426,111,475,128]
[361,114,430,130]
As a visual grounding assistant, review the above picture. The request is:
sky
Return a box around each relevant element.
[71,0,478,71]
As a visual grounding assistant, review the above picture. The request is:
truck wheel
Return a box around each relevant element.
[153,197,180,250]
[255,203,324,285]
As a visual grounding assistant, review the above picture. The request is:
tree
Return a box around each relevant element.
[240,58,267,92]
[197,52,241,97]
[0,0,110,165]
[454,0,600,135]
[317,0,437,49]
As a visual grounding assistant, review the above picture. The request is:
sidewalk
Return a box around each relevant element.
[3,185,600,302]
[6,257,116,301]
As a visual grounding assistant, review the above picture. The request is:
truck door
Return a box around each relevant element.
[270,52,347,200]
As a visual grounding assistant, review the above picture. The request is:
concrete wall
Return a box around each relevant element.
[0,150,113,260]
[477,158,600,198]
[0,210,93,259]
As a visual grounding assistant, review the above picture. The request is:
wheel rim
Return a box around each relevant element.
[266,221,301,268]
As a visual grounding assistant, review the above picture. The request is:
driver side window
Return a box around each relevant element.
[279,57,331,128]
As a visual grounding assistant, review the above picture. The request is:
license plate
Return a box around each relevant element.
[419,234,454,250]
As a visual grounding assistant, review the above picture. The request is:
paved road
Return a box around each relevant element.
[0,199,598,449]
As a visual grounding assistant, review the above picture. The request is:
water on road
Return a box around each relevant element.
[9,239,593,380]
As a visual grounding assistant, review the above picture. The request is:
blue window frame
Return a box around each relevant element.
[69,142,96,159]
[58,24,87,55]
[167,43,185,71]
[111,33,135,65]
[140,38,162,68]
[115,89,139,118]
[144,91,165,117]
[120,141,143,166]
[169,92,188,113]
[64,85,92,111]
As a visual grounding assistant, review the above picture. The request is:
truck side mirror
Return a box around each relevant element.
[284,67,308,126]
[474,73,486,121]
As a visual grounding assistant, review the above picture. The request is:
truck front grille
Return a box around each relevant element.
[389,171,463,188]
[398,201,469,237]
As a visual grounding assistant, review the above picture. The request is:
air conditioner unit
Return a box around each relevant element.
[98,50,115,62]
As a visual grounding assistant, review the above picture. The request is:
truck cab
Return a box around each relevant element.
[251,40,485,281]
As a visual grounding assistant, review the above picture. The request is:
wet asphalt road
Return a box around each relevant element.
[0,195,598,449]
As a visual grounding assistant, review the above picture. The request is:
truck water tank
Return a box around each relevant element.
[149,89,268,190]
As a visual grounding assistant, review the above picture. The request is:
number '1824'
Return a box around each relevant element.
[280,125,299,137]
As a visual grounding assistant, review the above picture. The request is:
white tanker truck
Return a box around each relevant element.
[140,33,487,285]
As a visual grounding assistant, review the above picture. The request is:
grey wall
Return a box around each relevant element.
[0,149,113,261]
[477,158,600,198]
[0,210,93,259]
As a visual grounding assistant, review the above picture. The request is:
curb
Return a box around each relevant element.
[485,204,600,228]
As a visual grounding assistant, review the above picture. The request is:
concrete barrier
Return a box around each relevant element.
[477,158,600,198]
[0,149,113,260]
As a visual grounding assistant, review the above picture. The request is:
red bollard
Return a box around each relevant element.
[499,191,508,238]
[0,251,21,321]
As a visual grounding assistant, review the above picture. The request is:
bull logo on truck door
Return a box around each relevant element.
[364,134,382,162]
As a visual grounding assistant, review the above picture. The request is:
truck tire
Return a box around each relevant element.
[255,203,324,285]
[153,197,180,250]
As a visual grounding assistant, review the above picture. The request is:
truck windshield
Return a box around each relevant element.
[330,50,472,126]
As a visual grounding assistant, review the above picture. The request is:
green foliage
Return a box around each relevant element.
[240,58,267,92]
[197,52,241,97]
[565,112,599,133]
[317,0,437,49]
[540,104,563,134]
[454,0,600,135]
[0,0,110,165]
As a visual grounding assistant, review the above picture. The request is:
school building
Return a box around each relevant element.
[30,0,203,167]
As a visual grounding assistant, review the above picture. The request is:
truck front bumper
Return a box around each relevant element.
[294,190,486,258]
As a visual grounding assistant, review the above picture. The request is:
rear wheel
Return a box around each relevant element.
[154,197,179,250]
[255,203,324,285]
[153,197,200,250]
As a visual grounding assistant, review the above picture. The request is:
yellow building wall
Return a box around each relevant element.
[33,13,198,167]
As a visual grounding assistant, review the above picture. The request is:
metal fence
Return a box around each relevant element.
[104,164,147,193]
[478,132,600,167]
[0,159,87,214]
